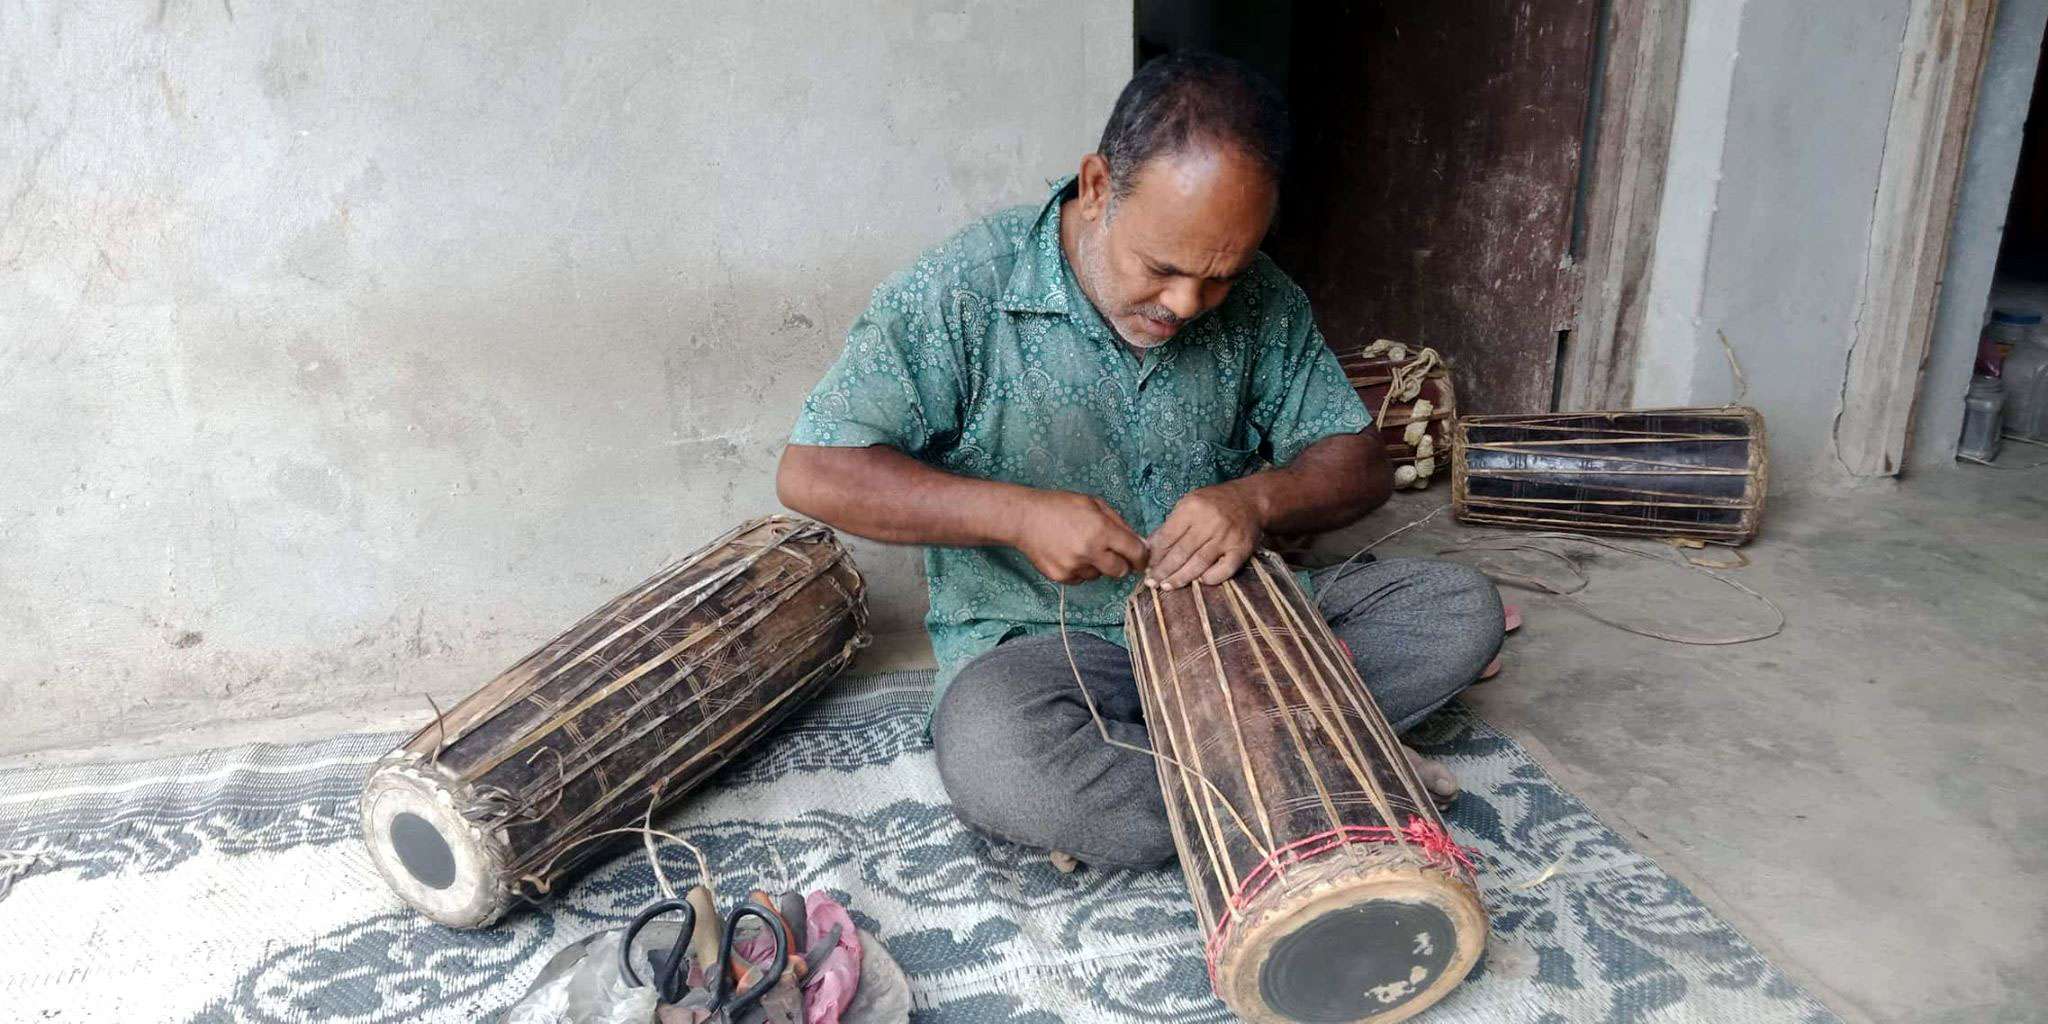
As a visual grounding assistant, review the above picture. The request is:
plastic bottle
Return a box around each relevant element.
[1958,375,2006,462]
[2002,337,2048,441]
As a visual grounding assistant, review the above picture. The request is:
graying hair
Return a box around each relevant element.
[1097,52,1291,198]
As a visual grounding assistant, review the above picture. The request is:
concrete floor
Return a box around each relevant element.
[6,467,2043,1023]
[1324,469,2048,1024]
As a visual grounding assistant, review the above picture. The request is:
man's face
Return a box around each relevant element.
[1067,145,1278,349]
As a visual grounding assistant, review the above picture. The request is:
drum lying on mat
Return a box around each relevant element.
[1452,406,1768,544]
[361,515,867,928]
[1126,552,1487,1024]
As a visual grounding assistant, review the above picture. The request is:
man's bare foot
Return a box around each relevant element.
[1477,603,1520,682]
[1403,745,1460,808]
[1048,850,1080,874]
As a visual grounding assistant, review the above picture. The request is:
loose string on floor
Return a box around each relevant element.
[1342,504,1784,646]
[1439,531,1784,645]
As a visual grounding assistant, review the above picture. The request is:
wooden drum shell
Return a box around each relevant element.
[1340,349,1457,484]
[1451,406,1768,544]
[1126,553,1486,1024]
[361,515,866,928]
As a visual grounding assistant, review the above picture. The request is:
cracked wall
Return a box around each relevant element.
[0,1,1131,753]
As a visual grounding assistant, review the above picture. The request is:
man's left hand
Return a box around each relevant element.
[1146,482,1265,589]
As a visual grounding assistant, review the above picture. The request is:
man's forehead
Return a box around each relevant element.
[1127,145,1272,197]
[1119,162,1273,274]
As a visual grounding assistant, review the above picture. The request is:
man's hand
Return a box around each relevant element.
[1145,482,1264,589]
[1012,491,1151,584]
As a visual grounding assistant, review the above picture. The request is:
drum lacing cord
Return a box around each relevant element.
[1358,341,1447,493]
[1340,505,1785,646]
[1437,531,1785,645]
[1197,822,1476,982]
[1057,589,1269,855]
[1354,338,1444,431]
[520,780,716,900]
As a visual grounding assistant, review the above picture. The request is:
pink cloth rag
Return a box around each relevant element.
[803,892,861,1024]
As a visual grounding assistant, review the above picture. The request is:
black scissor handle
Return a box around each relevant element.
[712,903,790,1018]
[618,897,697,1003]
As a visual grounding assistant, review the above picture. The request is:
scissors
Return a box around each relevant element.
[619,896,790,1022]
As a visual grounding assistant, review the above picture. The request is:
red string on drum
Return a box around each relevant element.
[1200,817,1479,987]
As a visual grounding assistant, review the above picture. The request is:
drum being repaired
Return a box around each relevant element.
[1121,552,1489,1024]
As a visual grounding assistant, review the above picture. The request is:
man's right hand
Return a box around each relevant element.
[1011,491,1150,584]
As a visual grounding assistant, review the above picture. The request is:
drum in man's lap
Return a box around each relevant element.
[1124,552,1487,1024]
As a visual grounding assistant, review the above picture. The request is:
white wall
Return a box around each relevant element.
[0,1,1131,754]
[1637,0,1913,479]
[1641,0,2048,481]
[1636,0,1749,408]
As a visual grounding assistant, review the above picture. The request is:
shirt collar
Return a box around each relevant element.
[997,176,1081,316]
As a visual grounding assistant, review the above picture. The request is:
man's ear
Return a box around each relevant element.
[1075,153,1112,223]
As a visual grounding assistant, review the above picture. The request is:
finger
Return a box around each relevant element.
[1165,538,1227,589]
[1144,517,1193,581]
[1147,529,1202,586]
[1066,565,1101,584]
[1092,548,1134,579]
[1197,545,1253,586]
[1147,509,1191,550]
[1103,524,1150,575]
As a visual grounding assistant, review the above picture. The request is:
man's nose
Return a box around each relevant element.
[1161,278,1204,322]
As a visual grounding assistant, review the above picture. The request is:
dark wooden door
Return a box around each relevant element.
[1268,0,1603,414]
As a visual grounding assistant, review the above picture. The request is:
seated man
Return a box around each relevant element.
[778,54,1502,869]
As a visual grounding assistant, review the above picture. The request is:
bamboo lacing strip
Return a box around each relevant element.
[1455,510,1753,537]
[512,614,858,878]
[420,519,774,757]
[421,519,868,886]
[496,561,849,797]
[462,539,819,778]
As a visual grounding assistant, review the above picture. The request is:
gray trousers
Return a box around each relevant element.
[930,557,1504,868]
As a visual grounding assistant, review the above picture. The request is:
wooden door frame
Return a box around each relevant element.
[1833,0,1999,476]
[1557,0,1691,411]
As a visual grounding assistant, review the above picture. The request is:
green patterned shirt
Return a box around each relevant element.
[790,177,1369,696]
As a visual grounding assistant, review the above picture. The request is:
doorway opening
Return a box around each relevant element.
[1968,27,2048,461]
[1135,0,1607,416]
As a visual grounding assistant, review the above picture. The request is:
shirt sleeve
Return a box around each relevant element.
[788,269,964,459]
[1246,289,1371,466]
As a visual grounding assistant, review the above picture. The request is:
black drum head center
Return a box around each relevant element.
[390,811,457,890]
[1259,899,1458,1022]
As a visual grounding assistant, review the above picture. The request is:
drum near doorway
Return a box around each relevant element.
[1452,407,1768,545]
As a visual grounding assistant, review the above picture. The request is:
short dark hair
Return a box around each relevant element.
[1097,52,1291,198]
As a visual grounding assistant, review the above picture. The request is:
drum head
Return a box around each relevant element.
[361,761,516,929]
[1218,863,1486,1024]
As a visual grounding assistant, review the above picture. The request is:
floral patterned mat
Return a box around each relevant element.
[0,671,1837,1023]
